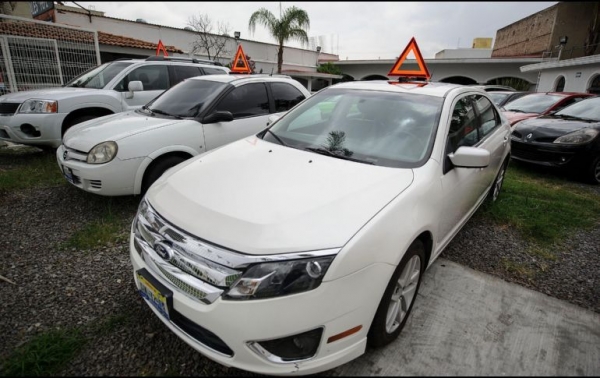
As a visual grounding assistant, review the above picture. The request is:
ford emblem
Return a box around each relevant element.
[63,150,68,160]
[154,241,173,261]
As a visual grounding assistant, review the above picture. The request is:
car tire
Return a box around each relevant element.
[62,115,98,137]
[142,156,187,194]
[487,158,509,203]
[367,239,425,348]
[586,156,600,185]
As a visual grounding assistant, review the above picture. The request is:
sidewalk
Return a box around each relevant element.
[330,258,600,376]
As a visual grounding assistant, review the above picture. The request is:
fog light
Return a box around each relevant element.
[248,328,323,362]
[20,124,41,137]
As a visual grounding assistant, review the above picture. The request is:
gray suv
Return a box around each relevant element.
[0,57,230,149]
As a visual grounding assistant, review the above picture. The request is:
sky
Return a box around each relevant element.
[75,1,557,60]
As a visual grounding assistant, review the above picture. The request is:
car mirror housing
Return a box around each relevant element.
[128,80,143,92]
[203,111,234,124]
[449,147,490,168]
[267,114,280,126]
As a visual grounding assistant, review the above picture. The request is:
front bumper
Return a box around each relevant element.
[56,144,144,196]
[510,139,595,168]
[130,235,394,375]
[0,113,67,148]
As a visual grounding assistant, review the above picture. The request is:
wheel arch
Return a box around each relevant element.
[61,107,115,136]
[133,146,198,195]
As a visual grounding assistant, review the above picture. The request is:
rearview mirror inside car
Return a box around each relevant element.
[449,147,490,168]
[203,111,234,124]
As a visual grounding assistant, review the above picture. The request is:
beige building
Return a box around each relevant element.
[492,2,600,59]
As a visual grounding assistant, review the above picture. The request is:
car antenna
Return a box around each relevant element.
[270,67,274,76]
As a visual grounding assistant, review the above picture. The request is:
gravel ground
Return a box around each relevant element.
[0,147,599,376]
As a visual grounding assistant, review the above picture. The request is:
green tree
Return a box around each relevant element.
[317,62,342,75]
[248,6,310,74]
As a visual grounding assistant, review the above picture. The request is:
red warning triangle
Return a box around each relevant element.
[388,37,430,79]
[230,45,252,74]
[156,40,169,57]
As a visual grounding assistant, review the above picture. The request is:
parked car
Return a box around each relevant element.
[130,81,511,375]
[488,91,529,108]
[511,96,600,184]
[57,74,310,196]
[501,92,593,126]
[0,56,230,149]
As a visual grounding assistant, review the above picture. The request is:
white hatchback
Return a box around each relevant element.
[130,80,511,375]
[56,74,310,196]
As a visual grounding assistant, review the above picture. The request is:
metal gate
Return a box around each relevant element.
[0,14,101,94]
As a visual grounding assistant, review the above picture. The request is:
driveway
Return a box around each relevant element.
[330,258,600,376]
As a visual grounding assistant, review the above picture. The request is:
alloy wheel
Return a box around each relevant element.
[385,255,421,334]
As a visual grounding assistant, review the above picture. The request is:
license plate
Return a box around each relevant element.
[62,165,74,184]
[136,268,173,320]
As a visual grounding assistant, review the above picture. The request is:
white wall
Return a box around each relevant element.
[55,11,337,73]
[435,49,492,59]
[536,65,600,92]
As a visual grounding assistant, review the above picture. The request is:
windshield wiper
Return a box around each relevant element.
[149,108,182,119]
[305,147,374,165]
[265,129,287,146]
[506,109,529,113]
[555,114,598,122]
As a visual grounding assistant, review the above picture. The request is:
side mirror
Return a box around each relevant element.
[448,146,490,168]
[125,81,143,99]
[267,114,280,126]
[202,111,234,124]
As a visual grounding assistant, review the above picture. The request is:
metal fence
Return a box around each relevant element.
[0,14,100,94]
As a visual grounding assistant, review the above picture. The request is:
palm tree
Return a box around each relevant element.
[248,6,310,74]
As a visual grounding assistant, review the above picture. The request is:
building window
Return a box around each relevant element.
[554,76,565,92]
[588,74,600,95]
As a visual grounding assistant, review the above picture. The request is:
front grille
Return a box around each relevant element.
[511,142,574,164]
[63,146,88,162]
[170,310,234,356]
[0,102,20,115]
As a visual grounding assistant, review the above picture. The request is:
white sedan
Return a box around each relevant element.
[130,80,511,375]
[56,74,310,196]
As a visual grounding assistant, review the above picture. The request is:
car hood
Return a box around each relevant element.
[0,87,104,102]
[513,116,600,142]
[147,137,414,255]
[63,111,183,152]
[503,111,539,125]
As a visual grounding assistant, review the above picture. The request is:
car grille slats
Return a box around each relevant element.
[511,142,574,164]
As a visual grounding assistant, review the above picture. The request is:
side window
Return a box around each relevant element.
[116,65,169,92]
[448,95,479,153]
[202,67,228,75]
[171,65,202,86]
[270,82,306,112]
[473,95,500,138]
[214,83,269,119]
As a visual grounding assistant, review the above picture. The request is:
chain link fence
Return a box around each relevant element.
[0,14,100,94]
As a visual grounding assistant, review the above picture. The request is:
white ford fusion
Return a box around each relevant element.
[56,74,309,196]
[130,80,511,375]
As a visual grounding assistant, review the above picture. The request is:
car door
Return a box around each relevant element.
[438,94,486,246]
[115,65,170,110]
[202,82,272,150]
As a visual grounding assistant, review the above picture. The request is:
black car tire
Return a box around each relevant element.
[586,156,600,185]
[487,158,509,202]
[142,156,187,194]
[368,239,425,348]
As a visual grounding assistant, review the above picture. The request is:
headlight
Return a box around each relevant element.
[19,99,58,113]
[553,128,599,145]
[87,141,118,164]
[224,256,335,300]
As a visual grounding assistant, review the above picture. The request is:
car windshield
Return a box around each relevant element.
[555,96,600,121]
[65,62,133,89]
[488,92,510,105]
[145,79,227,118]
[264,88,443,168]
[504,94,564,114]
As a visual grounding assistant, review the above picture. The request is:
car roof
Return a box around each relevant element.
[324,80,479,98]
[188,74,299,85]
